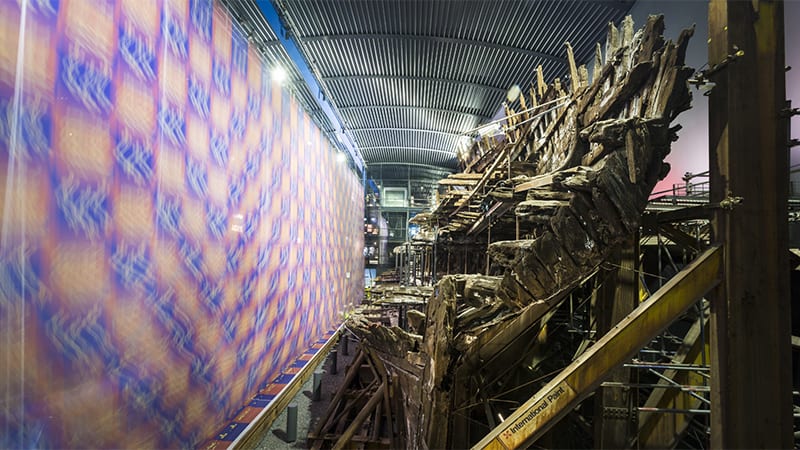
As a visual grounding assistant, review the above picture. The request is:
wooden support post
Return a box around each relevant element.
[397,252,402,281]
[310,350,367,444]
[486,225,492,274]
[332,382,387,450]
[433,232,438,284]
[593,236,639,449]
[406,242,411,284]
[708,1,792,448]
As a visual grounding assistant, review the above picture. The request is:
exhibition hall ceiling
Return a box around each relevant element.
[224,0,635,171]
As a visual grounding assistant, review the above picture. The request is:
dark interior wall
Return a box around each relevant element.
[0,0,363,447]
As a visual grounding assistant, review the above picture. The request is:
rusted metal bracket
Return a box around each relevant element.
[602,406,630,420]
[718,194,743,210]
[780,107,799,118]
[688,46,745,96]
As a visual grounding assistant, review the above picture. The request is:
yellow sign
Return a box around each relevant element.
[495,381,577,449]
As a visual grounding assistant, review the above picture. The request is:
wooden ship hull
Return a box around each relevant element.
[312,15,694,450]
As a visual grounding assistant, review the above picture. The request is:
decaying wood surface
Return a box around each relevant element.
[318,15,694,449]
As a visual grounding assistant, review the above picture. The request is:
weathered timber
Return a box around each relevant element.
[438,178,479,186]
[406,309,426,334]
[336,14,694,450]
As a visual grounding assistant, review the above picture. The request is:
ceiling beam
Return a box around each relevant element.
[366,162,455,180]
[300,34,567,65]
[339,105,493,121]
[367,161,455,171]
[350,127,464,138]
[360,146,457,157]
[324,74,507,95]
[367,161,460,171]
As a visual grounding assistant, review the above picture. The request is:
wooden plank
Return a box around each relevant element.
[565,42,579,93]
[449,173,487,180]
[514,174,553,193]
[467,202,513,236]
[449,146,510,218]
[439,178,479,186]
[536,65,546,97]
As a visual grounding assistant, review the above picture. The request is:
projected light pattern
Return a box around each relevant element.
[0,0,363,447]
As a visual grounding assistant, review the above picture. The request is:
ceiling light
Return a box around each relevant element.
[336,152,347,162]
[271,66,287,83]
[506,84,521,103]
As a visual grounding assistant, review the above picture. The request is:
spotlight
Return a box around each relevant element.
[506,84,521,103]
[271,66,287,83]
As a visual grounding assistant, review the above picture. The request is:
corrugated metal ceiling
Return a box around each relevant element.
[228,0,635,172]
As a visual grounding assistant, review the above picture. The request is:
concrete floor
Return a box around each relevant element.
[256,338,356,449]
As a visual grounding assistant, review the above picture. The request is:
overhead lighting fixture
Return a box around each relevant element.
[336,152,347,163]
[271,66,287,83]
[506,84,521,103]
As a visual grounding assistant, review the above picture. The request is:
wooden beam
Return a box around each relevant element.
[449,173,487,180]
[439,178,479,186]
[708,1,792,448]
[309,349,368,446]
[449,145,510,218]
[513,174,553,193]
[231,328,342,449]
[332,382,387,450]
[593,236,639,448]
[472,247,722,450]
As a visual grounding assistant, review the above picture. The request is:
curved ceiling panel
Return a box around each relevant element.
[281,1,632,54]
[342,108,481,134]
[242,0,635,173]
[361,147,459,169]
[303,39,565,88]
[326,78,503,119]
[352,129,460,153]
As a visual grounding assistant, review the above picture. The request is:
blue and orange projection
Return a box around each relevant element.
[0,0,364,447]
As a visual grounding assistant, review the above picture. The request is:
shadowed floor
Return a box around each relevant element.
[257,338,356,449]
